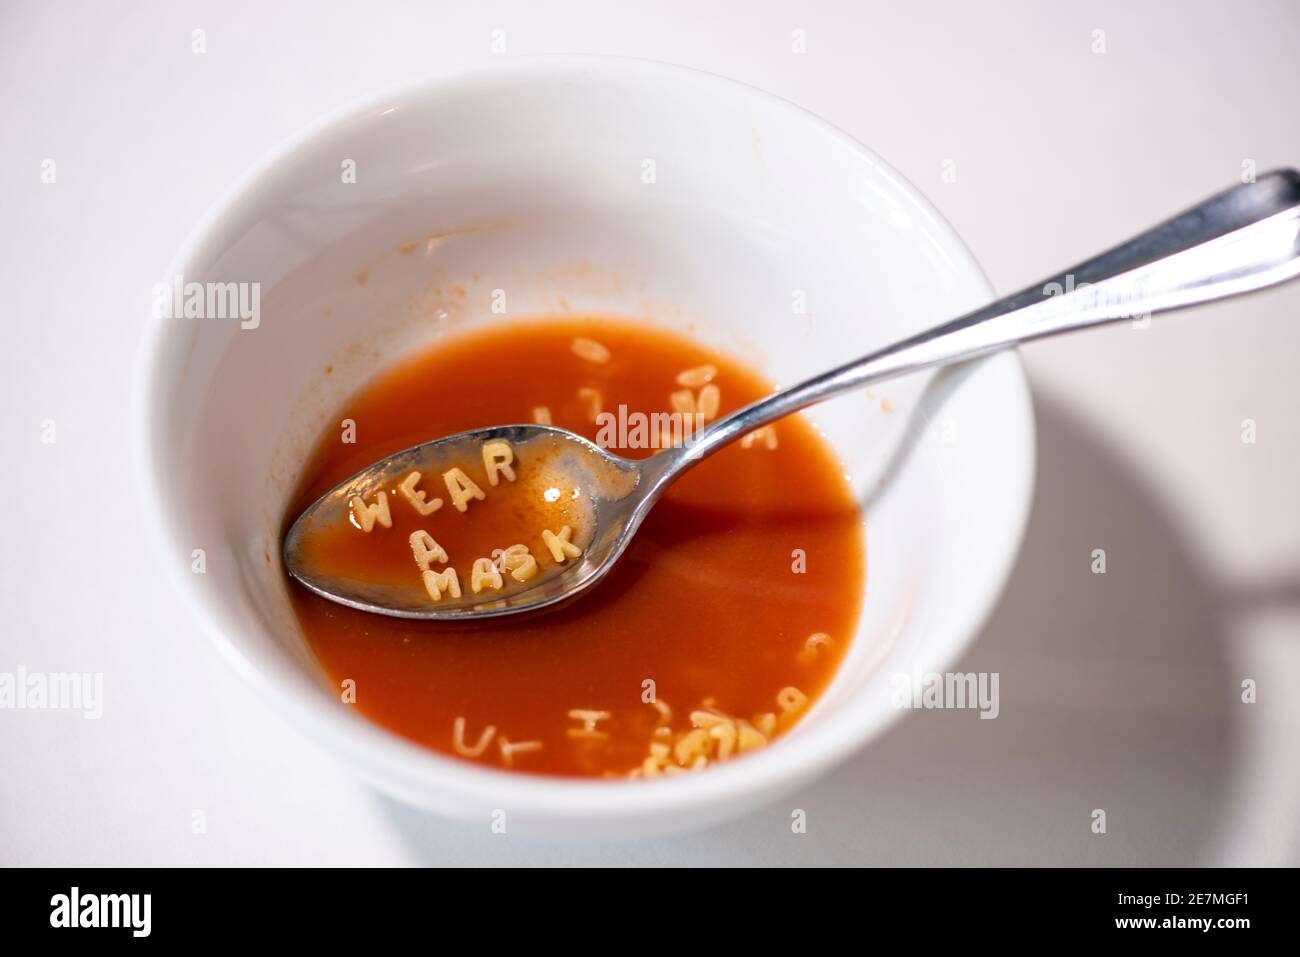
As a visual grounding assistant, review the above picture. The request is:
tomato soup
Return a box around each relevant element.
[284,319,865,778]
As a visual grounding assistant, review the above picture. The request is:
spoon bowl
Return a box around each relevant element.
[284,424,659,619]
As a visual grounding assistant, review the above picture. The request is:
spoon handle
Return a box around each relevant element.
[665,169,1300,472]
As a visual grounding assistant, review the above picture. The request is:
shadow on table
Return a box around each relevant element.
[376,395,1240,865]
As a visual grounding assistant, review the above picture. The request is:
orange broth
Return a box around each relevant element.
[284,318,865,777]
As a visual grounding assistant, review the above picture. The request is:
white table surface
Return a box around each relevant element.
[3,0,1297,866]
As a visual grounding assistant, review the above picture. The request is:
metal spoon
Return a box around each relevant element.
[285,170,1300,620]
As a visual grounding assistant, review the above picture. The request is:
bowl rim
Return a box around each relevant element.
[131,53,1036,823]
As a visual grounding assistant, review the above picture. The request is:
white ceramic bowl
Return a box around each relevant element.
[134,57,1034,838]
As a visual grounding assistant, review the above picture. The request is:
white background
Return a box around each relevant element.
[2,0,1297,865]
